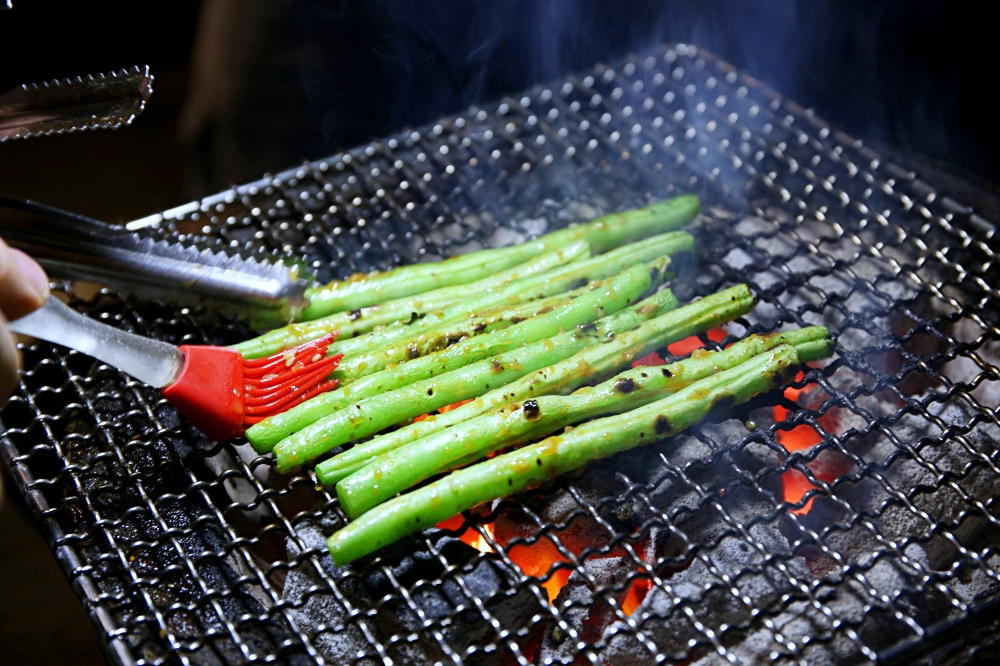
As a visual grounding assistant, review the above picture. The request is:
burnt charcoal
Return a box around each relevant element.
[284,519,544,665]
[494,495,617,560]
[283,518,380,665]
[598,522,810,665]
[165,504,313,666]
[538,556,637,665]
[842,399,1000,575]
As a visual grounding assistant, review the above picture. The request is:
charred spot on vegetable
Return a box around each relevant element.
[577,322,597,335]
[780,362,800,384]
[654,415,672,435]
[661,367,673,378]
[472,321,487,333]
[445,333,462,345]
[407,344,420,359]
[348,309,362,321]
[523,399,541,420]
[426,388,434,396]
[712,394,737,413]
[490,359,504,373]
[613,377,636,394]
[510,317,524,324]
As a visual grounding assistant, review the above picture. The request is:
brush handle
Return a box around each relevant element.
[9,297,184,388]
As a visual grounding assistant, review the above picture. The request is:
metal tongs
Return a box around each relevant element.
[0,65,153,141]
[0,63,311,320]
[0,196,312,319]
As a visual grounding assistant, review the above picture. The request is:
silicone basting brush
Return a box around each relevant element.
[10,297,342,441]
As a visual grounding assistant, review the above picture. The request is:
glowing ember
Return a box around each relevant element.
[437,513,574,601]
[467,524,495,554]
[435,515,495,553]
[774,373,822,450]
[632,351,667,368]
[632,327,727,369]
[773,371,820,513]
[773,370,852,514]
[622,578,652,615]
[413,398,475,422]
[782,468,818,514]
[541,570,571,602]
[506,538,572,602]
[438,398,473,413]
[667,327,727,357]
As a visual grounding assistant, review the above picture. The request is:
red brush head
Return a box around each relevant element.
[162,333,342,441]
[241,332,342,425]
[162,345,247,441]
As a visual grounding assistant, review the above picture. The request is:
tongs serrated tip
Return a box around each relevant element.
[0,65,153,141]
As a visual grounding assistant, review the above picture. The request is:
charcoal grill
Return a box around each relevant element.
[4,43,1000,665]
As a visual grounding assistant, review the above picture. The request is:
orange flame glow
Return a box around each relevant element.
[438,512,658,615]
[667,328,727,357]
[774,372,822,513]
[774,371,852,515]
[414,398,475,423]
[632,328,727,369]
[435,515,495,553]
[622,578,652,615]
[506,538,572,602]
[438,398,474,413]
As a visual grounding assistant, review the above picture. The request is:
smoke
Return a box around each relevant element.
[367,0,807,130]
[360,0,991,178]
[183,1,997,191]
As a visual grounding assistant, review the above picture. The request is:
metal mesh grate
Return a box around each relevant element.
[4,43,1000,665]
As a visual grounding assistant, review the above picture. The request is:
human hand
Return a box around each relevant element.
[1,238,49,402]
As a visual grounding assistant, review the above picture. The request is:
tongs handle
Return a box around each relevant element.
[0,65,152,141]
[0,195,139,270]
[0,195,310,316]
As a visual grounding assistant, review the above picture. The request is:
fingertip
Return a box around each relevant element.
[0,241,50,320]
[0,321,21,404]
[9,248,50,303]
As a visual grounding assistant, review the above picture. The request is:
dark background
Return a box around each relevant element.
[0,1,996,663]
[1,0,998,217]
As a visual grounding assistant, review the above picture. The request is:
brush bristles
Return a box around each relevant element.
[243,333,342,425]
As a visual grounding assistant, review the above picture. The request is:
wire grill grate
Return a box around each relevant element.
[4,44,1000,665]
